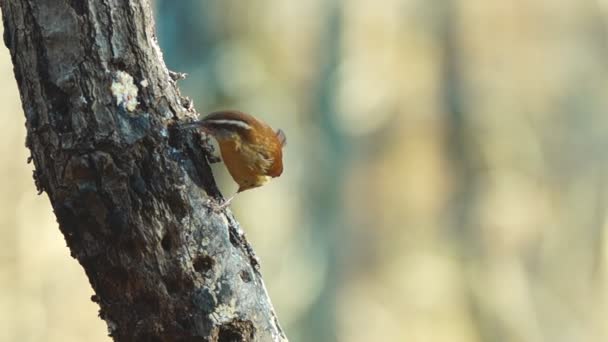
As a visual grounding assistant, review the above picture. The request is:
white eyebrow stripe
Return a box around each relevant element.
[205,119,252,130]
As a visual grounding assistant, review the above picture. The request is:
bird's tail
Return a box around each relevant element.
[276,129,287,147]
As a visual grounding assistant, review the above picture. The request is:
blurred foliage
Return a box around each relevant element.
[3,1,608,341]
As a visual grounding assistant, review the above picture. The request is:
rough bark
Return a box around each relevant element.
[0,1,287,341]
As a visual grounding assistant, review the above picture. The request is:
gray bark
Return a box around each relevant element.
[0,1,287,341]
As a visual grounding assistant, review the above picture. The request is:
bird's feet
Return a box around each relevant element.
[205,195,235,212]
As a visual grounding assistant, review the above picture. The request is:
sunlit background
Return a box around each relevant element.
[3,1,608,341]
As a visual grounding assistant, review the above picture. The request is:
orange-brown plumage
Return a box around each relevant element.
[184,110,286,208]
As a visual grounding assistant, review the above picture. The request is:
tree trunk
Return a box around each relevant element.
[0,1,287,341]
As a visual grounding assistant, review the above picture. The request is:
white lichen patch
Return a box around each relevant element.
[160,126,168,138]
[140,79,149,88]
[111,71,139,111]
[105,319,118,334]
[210,299,237,324]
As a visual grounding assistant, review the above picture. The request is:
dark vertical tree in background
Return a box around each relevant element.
[298,2,345,342]
[156,0,225,107]
[434,1,493,341]
[0,1,287,341]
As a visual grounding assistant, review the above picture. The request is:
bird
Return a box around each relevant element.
[182,110,286,209]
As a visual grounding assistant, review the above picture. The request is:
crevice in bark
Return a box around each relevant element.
[216,320,255,342]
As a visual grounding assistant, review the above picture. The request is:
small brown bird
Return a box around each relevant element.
[183,110,286,209]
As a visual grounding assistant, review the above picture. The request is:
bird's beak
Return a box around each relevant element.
[178,121,204,130]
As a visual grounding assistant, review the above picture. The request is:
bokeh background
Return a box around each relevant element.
[3,1,608,341]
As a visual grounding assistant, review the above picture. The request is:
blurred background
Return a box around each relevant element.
[2,1,608,341]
